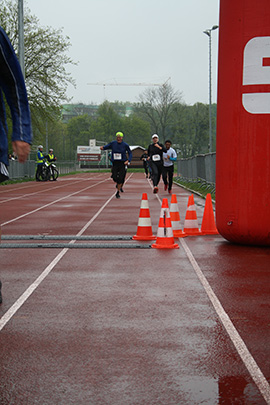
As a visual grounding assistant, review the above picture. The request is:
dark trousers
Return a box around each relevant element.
[112,161,126,184]
[162,165,174,190]
[36,164,43,180]
[143,161,148,176]
[150,162,163,187]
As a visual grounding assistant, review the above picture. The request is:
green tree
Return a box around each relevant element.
[121,115,151,147]
[0,0,75,141]
[136,83,182,143]
[189,103,209,155]
[96,101,122,140]
[66,115,92,160]
[169,102,215,157]
[46,120,67,161]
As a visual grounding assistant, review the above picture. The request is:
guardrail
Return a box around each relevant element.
[7,160,78,180]
[7,153,217,184]
[176,152,216,183]
[8,160,36,179]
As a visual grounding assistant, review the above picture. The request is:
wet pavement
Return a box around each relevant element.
[0,173,269,404]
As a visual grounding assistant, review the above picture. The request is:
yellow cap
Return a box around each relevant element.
[116,132,124,137]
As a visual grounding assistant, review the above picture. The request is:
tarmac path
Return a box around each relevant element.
[0,172,269,404]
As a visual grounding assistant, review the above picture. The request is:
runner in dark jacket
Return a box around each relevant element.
[0,26,32,304]
[147,134,166,193]
[100,131,132,198]
[0,26,32,183]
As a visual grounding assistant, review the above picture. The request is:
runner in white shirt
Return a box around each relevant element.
[162,140,177,194]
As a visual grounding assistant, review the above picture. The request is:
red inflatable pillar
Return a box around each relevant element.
[216,0,270,246]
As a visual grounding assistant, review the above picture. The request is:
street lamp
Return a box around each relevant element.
[44,64,52,154]
[18,0,25,78]
[203,25,218,153]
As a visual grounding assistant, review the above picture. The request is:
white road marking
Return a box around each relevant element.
[1,175,268,404]
[0,173,133,332]
[180,238,270,404]
[0,191,115,332]
[0,175,103,204]
[1,178,110,226]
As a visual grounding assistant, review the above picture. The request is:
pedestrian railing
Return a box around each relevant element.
[177,152,216,183]
[7,160,78,180]
[7,153,217,184]
[8,160,36,179]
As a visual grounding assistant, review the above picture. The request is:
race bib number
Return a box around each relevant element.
[152,154,161,161]
[113,153,122,160]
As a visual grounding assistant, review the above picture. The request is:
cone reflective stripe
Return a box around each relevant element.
[200,193,219,235]
[133,193,156,240]
[183,194,202,236]
[170,194,186,237]
[152,198,179,249]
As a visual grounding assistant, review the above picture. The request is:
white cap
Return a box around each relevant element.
[152,134,159,139]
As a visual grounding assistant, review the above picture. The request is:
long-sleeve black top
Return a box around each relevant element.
[147,142,167,164]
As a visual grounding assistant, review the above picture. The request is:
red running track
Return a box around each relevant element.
[0,172,269,404]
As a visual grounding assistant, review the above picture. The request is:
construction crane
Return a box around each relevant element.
[87,77,171,86]
[87,78,171,99]
[87,81,162,87]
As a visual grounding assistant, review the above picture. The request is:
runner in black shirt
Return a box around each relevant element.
[147,134,166,193]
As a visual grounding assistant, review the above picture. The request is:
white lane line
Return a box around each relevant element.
[1,177,110,227]
[0,191,115,332]
[0,183,34,194]
[0,173,134,332]
[0,175,108,204]
[0,249,68,332]
[180,238,270,404]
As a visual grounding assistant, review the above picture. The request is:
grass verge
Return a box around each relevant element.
[174,177,216,201]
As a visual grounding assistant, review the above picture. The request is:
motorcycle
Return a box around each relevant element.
[41,160,59,181]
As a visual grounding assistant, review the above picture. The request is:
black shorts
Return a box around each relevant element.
[111,161,126,184]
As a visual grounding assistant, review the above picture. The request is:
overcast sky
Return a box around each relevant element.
[26,0,220,106]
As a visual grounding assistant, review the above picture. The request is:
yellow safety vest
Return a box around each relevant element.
[48,153,54,165]
[36,151,44,164]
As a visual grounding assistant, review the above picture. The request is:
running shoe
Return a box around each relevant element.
[153,187,158,194]
[164,184,168,191]
[116,191,120,198]
[168,189,172,194]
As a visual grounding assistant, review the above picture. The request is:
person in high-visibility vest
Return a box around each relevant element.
[47,149,56,165]
[36,145,45,181]
[47,148,57,180]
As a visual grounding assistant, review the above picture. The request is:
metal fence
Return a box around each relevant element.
[176,152,216,183]
[7,153,217,184]
[8,160,36,179]
[7,160,78,180]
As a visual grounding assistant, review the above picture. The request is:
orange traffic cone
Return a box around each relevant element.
[152,198,179,249]
[183,194,202,236]
[170,194,186,237]
[133,193,156,240]
[200,193,219,235]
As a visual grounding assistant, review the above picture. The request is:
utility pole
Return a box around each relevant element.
[203,25,218,153]
[18,0,25,78]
